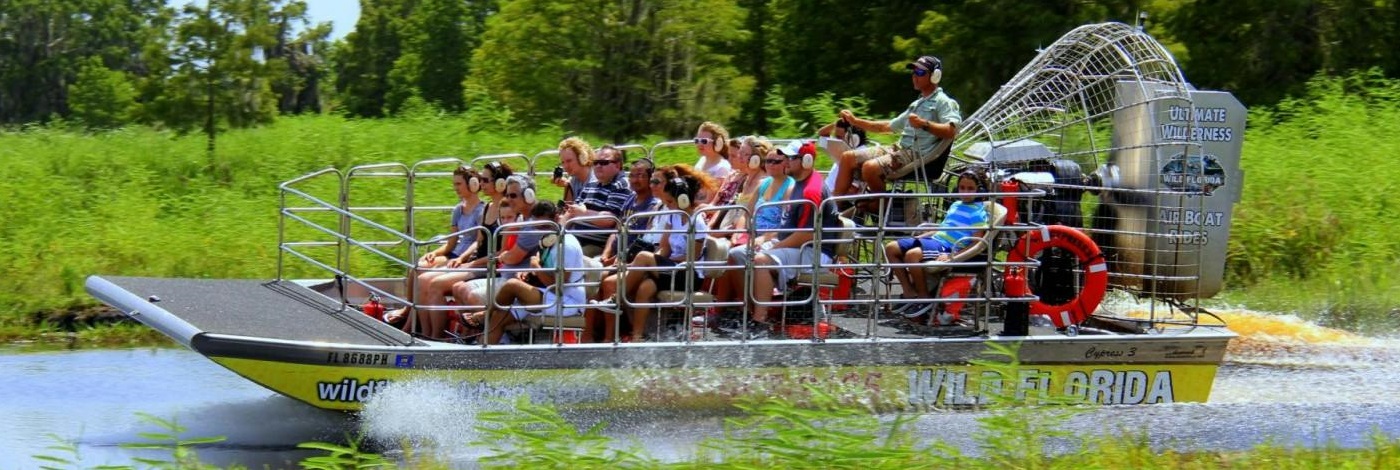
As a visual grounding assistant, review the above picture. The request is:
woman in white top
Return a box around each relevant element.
[692,121,733,198]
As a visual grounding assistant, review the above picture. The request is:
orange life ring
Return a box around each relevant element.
[1004,225,1108,328]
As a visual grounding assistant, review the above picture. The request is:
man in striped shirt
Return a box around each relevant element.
[884,170,989,319]
[564,144,633,257]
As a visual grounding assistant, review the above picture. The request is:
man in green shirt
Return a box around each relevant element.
[832,55,962,202]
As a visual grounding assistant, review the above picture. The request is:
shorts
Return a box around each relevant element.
[654,256,705,291]
[730,245,830,288]
[895,237,956,260]
[505,288,582,321]
[845,145,920,178]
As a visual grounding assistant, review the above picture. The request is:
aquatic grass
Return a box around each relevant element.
[119,413,226,469]
[297,436,397,469]
[697,388,928,468]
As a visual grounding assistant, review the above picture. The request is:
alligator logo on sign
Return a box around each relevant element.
[1161,153,1226,194]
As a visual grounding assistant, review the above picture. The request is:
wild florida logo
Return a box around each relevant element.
[1161,153,1225,194]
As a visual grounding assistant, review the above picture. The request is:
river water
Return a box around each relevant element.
[2,309,1397,468]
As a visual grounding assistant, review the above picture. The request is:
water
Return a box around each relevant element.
[2,310,1397,467]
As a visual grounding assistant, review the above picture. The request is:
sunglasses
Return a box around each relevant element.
[594,159,617,166]
[505,193,521,199]
[764,159,785,165]
[912,68,929,77]
[649,179,663,186]
[693,137,713,146]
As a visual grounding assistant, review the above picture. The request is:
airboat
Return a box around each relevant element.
[87,23,1243,411]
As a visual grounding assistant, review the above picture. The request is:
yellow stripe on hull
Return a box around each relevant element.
[211,357,1220,411]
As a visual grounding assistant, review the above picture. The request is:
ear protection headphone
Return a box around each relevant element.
[467,174,482,193]
[928,57,943,84]
[485,161,508,192]
[748,150,761,170]
[507,175,537,205]
[800,145,814,170]
[666,177,691,210]
[540,233,559,248]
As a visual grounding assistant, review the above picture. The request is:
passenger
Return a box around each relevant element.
[833,56,962,207]
[737,142,793,248]
[704,136,765,235]
[693,121,733,184]
[599,158,663,267]
[563,143,633,257]
[551,136,595,204]
[384,164,490,333]
[462,201,588,345]
[593,164,716,341]
[717,140,843,325]
[450,174,546,319]
[883,170,989,320]
[817,118,869,194]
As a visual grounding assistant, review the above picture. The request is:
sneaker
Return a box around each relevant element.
[889,299,919,317]
[588,299,621,315]
[905,302,938,320]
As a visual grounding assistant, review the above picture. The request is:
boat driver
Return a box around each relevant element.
[831,55,962,211]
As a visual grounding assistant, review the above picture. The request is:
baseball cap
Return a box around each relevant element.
[777,140,817,160]
[907,55,941,72]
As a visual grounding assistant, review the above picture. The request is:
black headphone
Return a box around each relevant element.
[634,158,656,176]
[665,177,692,209]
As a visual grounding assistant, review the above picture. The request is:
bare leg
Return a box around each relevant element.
[628,279,658,341]
[907,250,930,297]
[586,273,621,343]
[622,251,657,300]
[751,254,777,323]
[834,150,862,196]
[861,160,887,194]
[886,241,914,295]
[484,279,544,345]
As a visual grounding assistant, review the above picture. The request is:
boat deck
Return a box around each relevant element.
[90,276,414,347]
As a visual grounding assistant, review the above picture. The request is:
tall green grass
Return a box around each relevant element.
[1221,71,1400,330]
[1,74,1398,333]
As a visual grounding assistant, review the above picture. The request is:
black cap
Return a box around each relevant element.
[907,55,941,71]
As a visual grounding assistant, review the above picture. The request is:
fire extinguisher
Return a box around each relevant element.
[362,293,385,321]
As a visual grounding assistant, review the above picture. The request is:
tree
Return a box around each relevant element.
[0,0,170,125]
[469,0,752,140]
[67,57,139,129]
[333,0,407,117]
[1164,0,1320,106]
[899,0,1146,113]
[145,0,282,154]
[766,0,933,121]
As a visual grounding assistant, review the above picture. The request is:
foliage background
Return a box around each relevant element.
[2,1,1399,333]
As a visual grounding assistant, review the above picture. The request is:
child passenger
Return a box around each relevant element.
[884,170,989,320]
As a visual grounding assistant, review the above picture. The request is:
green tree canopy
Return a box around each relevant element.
[468,0,753,140]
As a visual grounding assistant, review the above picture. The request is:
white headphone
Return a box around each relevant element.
[667,177,692,210]
[748,153,761,170]
[540,233,559,248]
[467,176,482,193]
[485,161,508,192]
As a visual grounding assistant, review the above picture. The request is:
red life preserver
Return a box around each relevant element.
[1004,225,1108,328]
